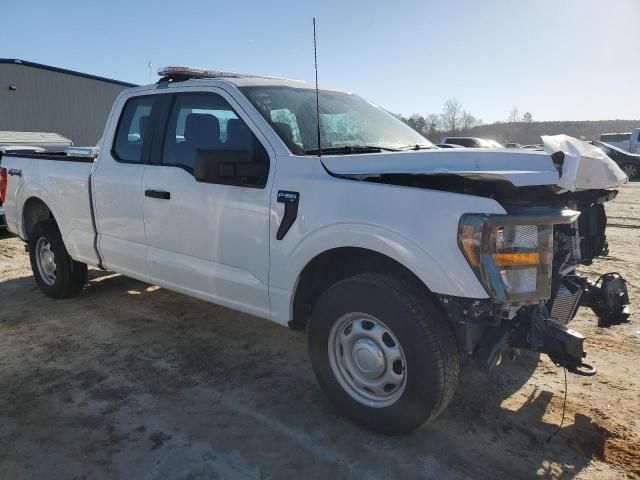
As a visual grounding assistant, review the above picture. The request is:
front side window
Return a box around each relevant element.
[162,92,269,187]
[240,86,432,155]
[112,96,155,162]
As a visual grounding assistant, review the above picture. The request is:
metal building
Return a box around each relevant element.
[0,59,137,146]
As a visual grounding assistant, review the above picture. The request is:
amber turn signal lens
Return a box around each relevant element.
[493,252,541,267]
[460,225,479,266]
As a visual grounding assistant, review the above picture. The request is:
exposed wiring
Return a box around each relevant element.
[546,362,568,443]
[546,332,569,443]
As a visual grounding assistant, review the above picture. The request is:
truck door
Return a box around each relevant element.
[92,94,158,281]
[141,89,273,319]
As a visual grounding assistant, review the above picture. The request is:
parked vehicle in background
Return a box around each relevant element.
[441,137,504,148]
[600,128,640,154]
[435,143,464,148]
[522,144,543,150]
[0,65,632,434]
[591,140,640,179]
[504,143,523,149]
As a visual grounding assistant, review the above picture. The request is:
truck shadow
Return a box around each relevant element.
[0,269,633,479]
[430,367,615,478]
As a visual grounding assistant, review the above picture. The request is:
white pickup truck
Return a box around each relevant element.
[0,66,632,434]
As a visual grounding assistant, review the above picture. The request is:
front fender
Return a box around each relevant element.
[268,222,493,325]
[267,157,507,325]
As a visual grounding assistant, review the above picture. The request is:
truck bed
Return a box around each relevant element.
[1,151,100,266]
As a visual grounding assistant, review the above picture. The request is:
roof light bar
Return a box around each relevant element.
[157,65,302,82]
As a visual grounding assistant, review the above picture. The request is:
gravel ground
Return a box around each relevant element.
[0,183,639,479]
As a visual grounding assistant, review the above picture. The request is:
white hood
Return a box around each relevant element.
[320,136,628,191]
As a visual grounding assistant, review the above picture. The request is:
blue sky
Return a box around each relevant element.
[3,0,639,122]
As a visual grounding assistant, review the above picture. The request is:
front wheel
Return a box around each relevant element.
[308,273,459,434]
[28,219,87,298]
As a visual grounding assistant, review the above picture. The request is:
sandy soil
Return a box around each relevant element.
[0,183,639,480]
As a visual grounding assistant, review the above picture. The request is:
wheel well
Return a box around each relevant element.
[290,247,430,330]
[23,197,54,239]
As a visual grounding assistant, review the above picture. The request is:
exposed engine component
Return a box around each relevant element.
[576,203,608,264]
[582,273,631,326]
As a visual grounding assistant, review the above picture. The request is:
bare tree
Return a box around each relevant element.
[441,98,463,135]
[460,111,479,135]
[507,106,521,124]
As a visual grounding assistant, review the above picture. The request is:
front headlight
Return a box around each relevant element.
[458,210,580,303]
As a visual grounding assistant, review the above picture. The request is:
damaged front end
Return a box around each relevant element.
[320,135,631,376]
[440,189,631,376]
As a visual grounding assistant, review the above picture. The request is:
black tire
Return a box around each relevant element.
[28,219,87,298]
[621,162,637,180]
[308,272,459,434]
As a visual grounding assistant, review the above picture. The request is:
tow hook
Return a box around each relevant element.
[527,305,597,376]
[582,273,631,326]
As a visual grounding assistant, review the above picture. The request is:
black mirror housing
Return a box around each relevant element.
[194,148,268,187]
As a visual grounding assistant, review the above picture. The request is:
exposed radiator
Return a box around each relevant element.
[549,278,583,324]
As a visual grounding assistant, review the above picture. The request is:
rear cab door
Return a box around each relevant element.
[92,90,161,281]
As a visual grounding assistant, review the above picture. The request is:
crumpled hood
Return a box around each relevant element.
[542,135,628,191]
[321,136,628,191]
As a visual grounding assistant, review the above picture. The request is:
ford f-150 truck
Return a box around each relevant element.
[0,66,632,434]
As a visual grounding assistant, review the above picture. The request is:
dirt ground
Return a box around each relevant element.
[0,183,639,480]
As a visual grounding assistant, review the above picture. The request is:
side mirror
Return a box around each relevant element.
[194,149,268,187]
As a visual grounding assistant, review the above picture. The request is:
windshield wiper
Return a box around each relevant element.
[304,145,400,155]
[398,144,436,151]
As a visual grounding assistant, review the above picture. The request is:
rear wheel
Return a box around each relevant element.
[308,272,459,434]
[621,162,637,180]
[28,219,87,298]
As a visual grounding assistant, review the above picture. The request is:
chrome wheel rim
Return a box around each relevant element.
[328,313,407,408]
[623,164,637,179]
[35,237,57,286]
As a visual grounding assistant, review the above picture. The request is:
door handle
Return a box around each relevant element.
[145,189,171,200]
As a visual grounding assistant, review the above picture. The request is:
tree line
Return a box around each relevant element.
[471,118,639,145]
[398,100,534,143]
[397,98,483,142]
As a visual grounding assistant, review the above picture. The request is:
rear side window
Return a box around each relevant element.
[112,96,155,162]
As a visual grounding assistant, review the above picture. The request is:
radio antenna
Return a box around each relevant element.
[313,17,322,157]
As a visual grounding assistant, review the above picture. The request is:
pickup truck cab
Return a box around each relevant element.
[600,128,640,154]
[0,66,632,434]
